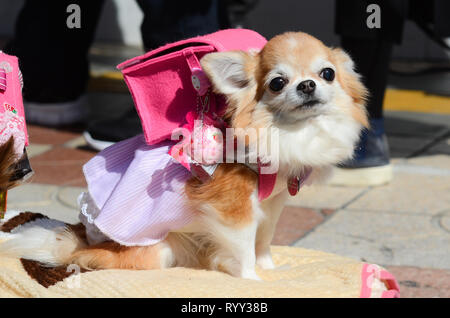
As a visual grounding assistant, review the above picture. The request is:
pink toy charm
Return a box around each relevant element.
[169,111,225,170]
[190,122,223,164]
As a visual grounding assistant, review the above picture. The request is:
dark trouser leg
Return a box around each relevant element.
[335,0,406,120]
[85,0,224,150]
[136,0,221,51]
[221,0,259,28]
[331,0,406,183]
[4,0,104,103]
[341,37,394,119]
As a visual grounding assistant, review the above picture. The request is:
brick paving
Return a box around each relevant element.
[272,207,336,245]
[387,266,450,298]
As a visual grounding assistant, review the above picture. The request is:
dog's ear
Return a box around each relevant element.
[332,48,369,128]
[200,51,256,96]
[332,48,357,74]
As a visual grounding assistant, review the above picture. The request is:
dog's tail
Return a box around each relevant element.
[0,215,86,266]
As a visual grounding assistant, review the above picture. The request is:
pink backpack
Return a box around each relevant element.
[0,51,28,159]
[117,29,267,146]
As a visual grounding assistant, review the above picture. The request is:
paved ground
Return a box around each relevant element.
[5,44,450,298]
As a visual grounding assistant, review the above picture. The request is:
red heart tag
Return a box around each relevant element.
[287,176,300,196]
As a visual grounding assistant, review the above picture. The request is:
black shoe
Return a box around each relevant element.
[329,118,393,186]
[83,108,143,151]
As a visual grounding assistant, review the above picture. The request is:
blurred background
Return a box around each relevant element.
[0,0,449,297]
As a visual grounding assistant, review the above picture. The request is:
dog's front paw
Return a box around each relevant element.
[241,269,261,280]
[256,252,275,269]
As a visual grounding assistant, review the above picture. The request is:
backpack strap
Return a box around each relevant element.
[183,48,211,97]
[0,67,6,92]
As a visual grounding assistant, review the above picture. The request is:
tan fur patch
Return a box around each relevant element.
[185,164,257,227]
[69,241,163,270]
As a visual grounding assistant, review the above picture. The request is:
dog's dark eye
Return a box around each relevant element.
[269,77,286,92]
[320,68,335,82]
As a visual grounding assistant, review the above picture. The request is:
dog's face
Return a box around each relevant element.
[201,32,368,175]
[257,33,366,123]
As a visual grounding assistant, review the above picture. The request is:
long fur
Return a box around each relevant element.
[0,32,368,279]
[0,218,83,266]
[0,137,19,192]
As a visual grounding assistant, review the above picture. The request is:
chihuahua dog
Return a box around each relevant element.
[0,32,367,280]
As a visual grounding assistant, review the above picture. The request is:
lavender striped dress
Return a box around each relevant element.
[79,134,196,246]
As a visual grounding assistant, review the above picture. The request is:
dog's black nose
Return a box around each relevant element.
[297,80,316,94]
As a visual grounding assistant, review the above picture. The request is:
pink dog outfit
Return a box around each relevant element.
[79,136,194,246]
[0,51,28,159]
[79,29,269,246]
[0,51,30,217]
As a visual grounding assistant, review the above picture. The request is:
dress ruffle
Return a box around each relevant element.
[80,134,195,246]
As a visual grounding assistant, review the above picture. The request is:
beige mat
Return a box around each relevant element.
[0,211,400,298]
